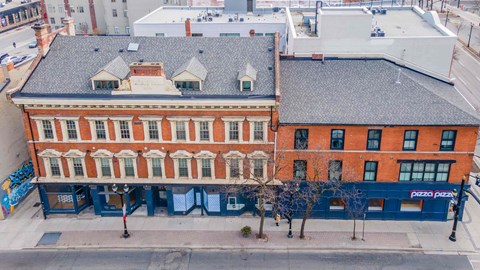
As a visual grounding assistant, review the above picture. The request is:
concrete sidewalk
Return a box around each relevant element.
[0,187,479,254]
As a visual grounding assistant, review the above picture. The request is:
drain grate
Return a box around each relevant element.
[37,232,62,245]
[33,202,41,207]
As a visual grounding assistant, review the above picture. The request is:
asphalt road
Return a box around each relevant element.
[0,25,36,54]
[451,43,480,111]
[0,249,473,270]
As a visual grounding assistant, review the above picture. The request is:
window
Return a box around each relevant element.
[77,6,84,13]
[123,9,128,17]
[70,7,75,13]
[440,130,456,151]
[328,160,342,181]
[152,158,162,177]
[175,81,200,91]
[192,33,203,37]
[148,121,159,140]
[50,17,55,24]
[364,161,377,181]
[114,26,119,34]
[400,200,422,212]
[125,26,130,34]
[399,162,451,182]
[229,122,239,141]
[253,122,263,141]
[228,197,237,208]
[112,9,117,17]
[201,159,211,178]
[66,120,78,140]
[219,33,241,37]
[178,159,188,177]
[111,0,116,2]
[58,5,64,14]
[293,160,307,180]
[72,158,84,176]
[100,158,111,177]
[253,159,263,178]
[155,33,165,37]
[124,158,135,177]
[230,159,240,178]
[95,121,107,140]
[368,199,384,211]
[123,0,127,2]
[329,198,345,210]
[330,129,345,150]
[199,121,209,141]
[294,129,308,150]
[367,130,381,150]
[242,81,251,91]
[265,33,275,36]
[403,130,418,151]
[254,33,264,36]
[50,158,61,176]
[42,120,54,139]
[119,120,130,139]
[94,80,119,90]
[176,121,186,140]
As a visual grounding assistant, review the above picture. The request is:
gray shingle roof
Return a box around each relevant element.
[19,36,275,98]
[279,60,480,126]
[93,56,130,79]
[237,63,257,81]
[171,56,208,80]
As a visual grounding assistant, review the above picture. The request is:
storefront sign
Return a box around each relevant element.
[409,190,453,199]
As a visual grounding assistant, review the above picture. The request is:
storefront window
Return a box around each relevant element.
[44,185,88,211]
[367,199,384,211]
[329,198,345,210]
[400,200,422,212]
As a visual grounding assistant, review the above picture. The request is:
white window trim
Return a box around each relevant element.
[247,151,269,179]
[63,149,87,179]
[38,149,64,178]
[170,150,193,180]
[91,149,114,179]
[192,117,215,143]
[247,116,270,143]
[110,116,134,142]
[139,116,163,142]
[222,151,246,180]
[239,79,253,92]
[57,116,82,142]
[85,116,110,142]
[167,117,191,142]
[194,150,217,180]
[31,116,58,142]
[143,150,167,180]
[114,150,138,179]
[221,117,245,143]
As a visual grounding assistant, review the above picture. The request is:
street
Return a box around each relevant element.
[0,25,36,54]
[0,249,473,270]
[451,43,480,111]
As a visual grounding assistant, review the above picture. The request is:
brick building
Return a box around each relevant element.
[9,20,480,221]
[277,59,480,220]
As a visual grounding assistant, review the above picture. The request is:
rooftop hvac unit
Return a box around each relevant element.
[371,32,377,37]
[239,18,244,22]
[228,17,233,22]
[197,17,202,22]
[208,17,213,21]
[380,9,387,15]
[377,31,385,37]
[371,9,376,15]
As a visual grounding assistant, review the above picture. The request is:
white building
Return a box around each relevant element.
[41,0,186,35]
[286,6,457,82]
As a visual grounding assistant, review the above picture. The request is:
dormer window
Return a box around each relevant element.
[175,81,200,91]
[172,57,207,91]
[94,80,119,90]
[238,63,257,92]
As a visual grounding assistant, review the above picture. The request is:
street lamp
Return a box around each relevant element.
[112,183,130,239]
[284,182,300,238]
[445,9,449,27]
[449,176,469,242]
[468,23,474,47]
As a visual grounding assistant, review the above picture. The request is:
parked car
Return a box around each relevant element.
[0,54,36,67]
[0,52,8,63]
[28,40,37,48]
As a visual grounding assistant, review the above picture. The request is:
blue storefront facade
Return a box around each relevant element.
[36,181,466,222]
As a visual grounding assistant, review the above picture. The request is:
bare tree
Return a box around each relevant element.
[338,184,367,240]
[454,20,465,35]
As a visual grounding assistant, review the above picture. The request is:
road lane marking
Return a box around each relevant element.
[458,76,468,86]
[458,45,480,63]
[455,86,477,110]
[458,60,465,67]
[476,76,480,82]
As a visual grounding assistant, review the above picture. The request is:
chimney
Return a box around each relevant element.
[249,29,255,37]
[6,60,14,72]
[185,19,192,37]
[62,17,75,36]
[130,62,165,77]
[32,23,51,56]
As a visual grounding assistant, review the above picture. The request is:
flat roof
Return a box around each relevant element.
[321,9,368,15]
[373,9,443,37]
[137,7,286,24]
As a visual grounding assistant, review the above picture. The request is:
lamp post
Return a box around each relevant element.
[284,182,300,238]
[445,9,449,27]
[468,23,474,47]
[112,183,130,239]
[449,176,468,242]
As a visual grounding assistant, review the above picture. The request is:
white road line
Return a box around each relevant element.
[458,45,480,63]
[458,76,469,86]
[458,60,465,67]
[455,86,477,110]
[476,76,480,82]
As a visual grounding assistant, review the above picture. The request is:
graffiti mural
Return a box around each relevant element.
[0,160,35,218]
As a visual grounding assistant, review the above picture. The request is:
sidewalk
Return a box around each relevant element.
[1,188,479,254]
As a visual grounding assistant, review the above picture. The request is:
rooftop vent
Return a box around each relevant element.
[199,49,204,53]
[94,48,99,52]
[268,47,273,52]
[119,48,124,53]
[268,65,273,71]
[139,59,144,62]
[127,43,139,52]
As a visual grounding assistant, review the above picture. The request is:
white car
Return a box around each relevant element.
[1,54,36,67]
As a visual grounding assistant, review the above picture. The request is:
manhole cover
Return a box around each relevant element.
[33,202,41,207]
[37,232,62,245]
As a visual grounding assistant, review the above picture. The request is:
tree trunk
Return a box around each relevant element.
[352,218,356,240]
[258,194,265,239]
[300,204,312,239]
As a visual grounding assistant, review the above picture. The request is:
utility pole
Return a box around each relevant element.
[468,23,474,47]
[445,9,449,27]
